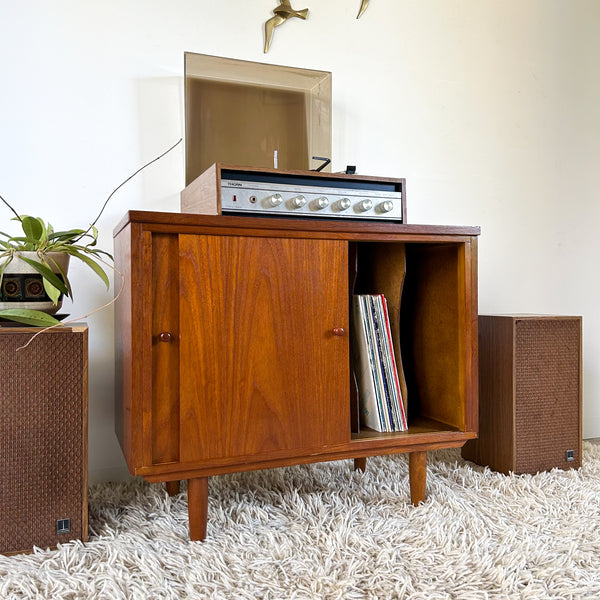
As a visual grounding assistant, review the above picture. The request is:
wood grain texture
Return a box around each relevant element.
[409,451,427,505]
[136,420,475,481]
[465,238,479,433]
[354,457,367,472]
[113,211,480,539]
[187,477,208,541]
[165,481,180,497]
[463,315,582,475]
[114,222,146,471]
[462,316,515,472]
[139,438,470,483]
[180,162,220,215]
[114,210,479,241]
[402,244,465,429]
[151,234,180,465]
[178,234,350,463]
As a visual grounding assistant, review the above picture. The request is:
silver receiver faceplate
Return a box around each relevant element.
[221,179,403,221]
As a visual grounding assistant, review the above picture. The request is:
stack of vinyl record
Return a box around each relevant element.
[351,294,408,432]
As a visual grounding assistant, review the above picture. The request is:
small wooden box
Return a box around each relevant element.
[0,325,88,555]
[462,315,582,475]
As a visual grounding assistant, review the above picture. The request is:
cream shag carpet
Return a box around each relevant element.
[2,443,600,599]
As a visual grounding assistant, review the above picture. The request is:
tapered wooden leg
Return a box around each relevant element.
[409,451,427,506]
[354,457,367,472]
[165,480,180,497]
[187,477,209,541]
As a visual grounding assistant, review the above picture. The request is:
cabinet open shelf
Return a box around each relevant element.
[114,211,479,540]
[350,240,471,438]
[353,417,462,439]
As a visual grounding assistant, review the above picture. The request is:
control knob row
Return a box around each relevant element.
[263,194,393,213]
[330,198,393,214]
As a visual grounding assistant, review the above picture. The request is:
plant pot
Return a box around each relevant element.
[0,251,70,315]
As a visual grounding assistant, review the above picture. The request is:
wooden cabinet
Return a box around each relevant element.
[114,211,479,540]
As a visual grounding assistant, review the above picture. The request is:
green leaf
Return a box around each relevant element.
[62,247,110,289]
[17,255,69,296]
[83,247,113,259]
[49,229,86,242]
[20,216,45,242]
[42,253,72,298]
[43,278,62,305]
[36,217,49,243]
[0,308,61,327]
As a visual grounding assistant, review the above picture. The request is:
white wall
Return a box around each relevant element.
[2,1,599,482]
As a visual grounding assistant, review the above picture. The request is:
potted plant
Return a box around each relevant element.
[0,138,182,328]
[0,201,111,327]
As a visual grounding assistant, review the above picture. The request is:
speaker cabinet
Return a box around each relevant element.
[0,325,88,555]
[462,315,582,475]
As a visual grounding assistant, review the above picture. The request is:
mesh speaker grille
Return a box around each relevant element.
[0,328,87,554]
[514,319,581,474]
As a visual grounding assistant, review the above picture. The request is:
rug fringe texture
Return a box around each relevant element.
[2,443,600,599]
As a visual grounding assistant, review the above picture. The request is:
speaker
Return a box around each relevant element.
[0,325,88,555]
[462,315,582,475]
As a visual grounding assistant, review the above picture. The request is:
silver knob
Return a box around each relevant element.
[334,198,351,212]
[289,195,307,209]
[356,199,373,212]
[311,196,329,210]
[376,200,394,213]
[265,193,283,207]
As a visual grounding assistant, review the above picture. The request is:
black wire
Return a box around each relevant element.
[75,138,183,242]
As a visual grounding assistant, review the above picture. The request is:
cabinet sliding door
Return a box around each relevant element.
[178,234,350,463]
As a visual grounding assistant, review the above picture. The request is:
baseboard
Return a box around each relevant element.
[88,466,134,485]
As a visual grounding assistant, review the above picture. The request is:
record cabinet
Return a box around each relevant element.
[0,325,88,555]
[114,212,479,540]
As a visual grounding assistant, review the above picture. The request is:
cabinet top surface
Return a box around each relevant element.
[114,210,480,239]
[0,323,88,334]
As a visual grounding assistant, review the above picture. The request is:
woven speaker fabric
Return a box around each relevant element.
[0,328,87,554]
[514,319,581,474]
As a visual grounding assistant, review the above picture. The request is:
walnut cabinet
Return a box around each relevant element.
[114,211,479,541]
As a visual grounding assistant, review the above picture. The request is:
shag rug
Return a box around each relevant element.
[3,444,600,599]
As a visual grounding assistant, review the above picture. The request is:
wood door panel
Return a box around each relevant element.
[151,233,180,464]
[179,234,349,463]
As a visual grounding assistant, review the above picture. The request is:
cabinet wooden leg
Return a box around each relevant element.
[187,477,209,541]
[354,457,367,472]
[409,451,427,506]
[165,480,180,496]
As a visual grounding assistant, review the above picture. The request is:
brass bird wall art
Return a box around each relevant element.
[264,0,309,53]
[357,0,370,18]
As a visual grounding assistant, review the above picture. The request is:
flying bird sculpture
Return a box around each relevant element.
[264,0,309,53]
[357,0,370,18]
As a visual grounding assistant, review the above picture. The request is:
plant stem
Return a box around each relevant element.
[0,193,23,222]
